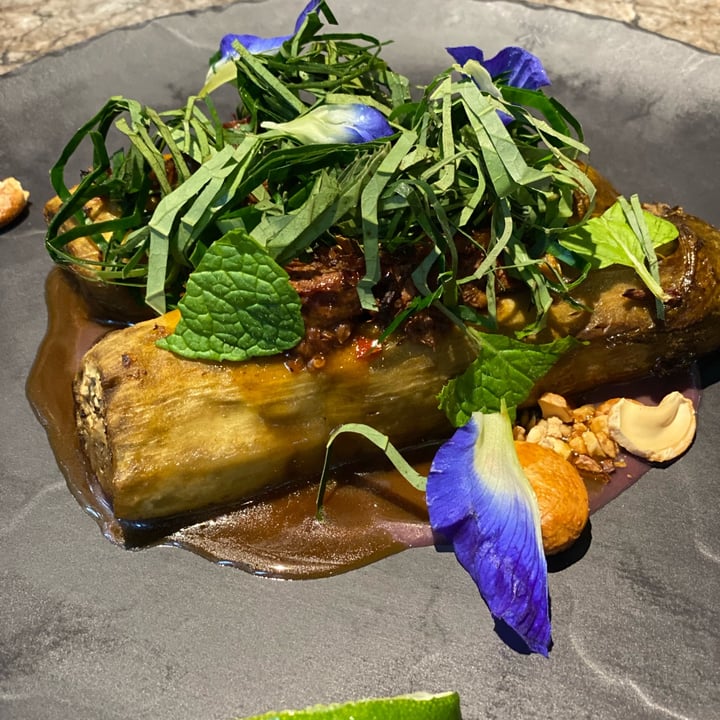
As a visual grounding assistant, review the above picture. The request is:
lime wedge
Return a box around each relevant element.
[235,691,462,719]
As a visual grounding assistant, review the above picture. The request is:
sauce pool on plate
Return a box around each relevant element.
[26,268,699,578]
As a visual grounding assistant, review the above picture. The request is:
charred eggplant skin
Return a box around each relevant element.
[73,207,720,522]
[74,315,475,520]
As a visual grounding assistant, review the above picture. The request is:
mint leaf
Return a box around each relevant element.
[157,229,304,361]
[558,199,677,300]
[438,331,579,427]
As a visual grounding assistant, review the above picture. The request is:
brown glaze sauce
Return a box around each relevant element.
[26,268,700,579]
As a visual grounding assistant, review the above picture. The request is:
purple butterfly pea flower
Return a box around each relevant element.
[426,409,552,656]
[211,0,322,71]
[261,103,394,145]
[447,45,551,90]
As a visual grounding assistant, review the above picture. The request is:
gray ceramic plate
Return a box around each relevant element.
[1,1,719,718]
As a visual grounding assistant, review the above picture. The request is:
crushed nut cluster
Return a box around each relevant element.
[0,177,29,228]
[514,392,625,478]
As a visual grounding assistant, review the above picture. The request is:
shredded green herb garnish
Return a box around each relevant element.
[315,423,428,519]
[44,0,675,426]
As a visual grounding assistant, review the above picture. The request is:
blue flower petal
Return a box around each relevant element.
[483,46,550,90]
[219,32,292,60]
[213,0,322,70]
[426,411,552,656]
[340,104,395,142]
[446,45,485,68]
[446,44,550,91]
[262,104,394,145]
[293,0,323,34]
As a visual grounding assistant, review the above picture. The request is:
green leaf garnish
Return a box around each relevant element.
[315,423,428,518]
[156,229,304,361]
[438,330,580,427]
[558,197,677,305]
[357,129,418,309]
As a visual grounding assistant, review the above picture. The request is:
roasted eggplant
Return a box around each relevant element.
[73,205,720,522]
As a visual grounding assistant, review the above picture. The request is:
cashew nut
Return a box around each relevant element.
[607,391,696,462]
[538,392,574,423]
